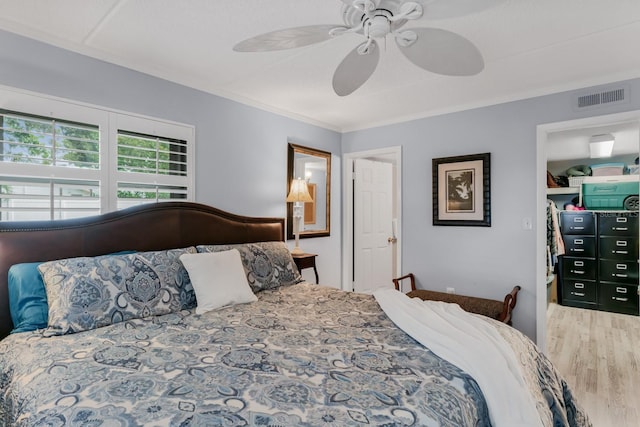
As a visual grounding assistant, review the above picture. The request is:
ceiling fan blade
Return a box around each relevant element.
[332,40,380,96]
[233,25,342,52]
[396,28,483,76]
[421,0,505,20]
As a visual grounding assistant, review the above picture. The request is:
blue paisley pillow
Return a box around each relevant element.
[38,247,197,336]
[196,241,303,293]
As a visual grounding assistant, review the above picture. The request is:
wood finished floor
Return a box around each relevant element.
[546,303,640,427]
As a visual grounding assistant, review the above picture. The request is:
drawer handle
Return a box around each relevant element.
[616,264,628,270]
[572,248,585,252]
[571,270,585,275]
[574,283,585,289]
[616,241,628,247]
[613,297,629,302]
[574,239,584,244]
[616,217,628,223]
[616,287,628,293]
[574,217,584,223]
[613,227,628,231]
[614,274,628,278]
[572,292,585,297]
[614,250,629,255]
[574,261,584,267]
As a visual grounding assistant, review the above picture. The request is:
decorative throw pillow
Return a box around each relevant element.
[38,247,196,335]
[7,251,137,334]
[180,249,257,314]
[8,262,48,333]
[196,241,303,293]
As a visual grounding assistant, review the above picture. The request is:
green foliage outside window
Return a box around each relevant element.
[0,111,99,168]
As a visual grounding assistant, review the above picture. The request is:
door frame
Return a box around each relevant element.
[535,110,640,351]
[342,146,402,292]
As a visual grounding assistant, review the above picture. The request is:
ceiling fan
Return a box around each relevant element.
[233,0,501,96]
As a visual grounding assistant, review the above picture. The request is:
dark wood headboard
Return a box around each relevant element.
[0,202,285,339]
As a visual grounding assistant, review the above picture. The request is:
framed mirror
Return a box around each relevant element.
[287,143,331,239]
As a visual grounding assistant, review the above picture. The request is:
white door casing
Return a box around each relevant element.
[342,146,402,294]
[353,158,394,293]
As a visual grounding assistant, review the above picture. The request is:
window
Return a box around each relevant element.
[117,131,187,176]
[0,176,101,221]
[0,111,100,168]
[0,87,194,221]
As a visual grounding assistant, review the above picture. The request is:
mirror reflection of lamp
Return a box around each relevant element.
[286,178,313,254]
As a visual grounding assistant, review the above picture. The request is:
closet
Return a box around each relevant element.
[546,121,639,315]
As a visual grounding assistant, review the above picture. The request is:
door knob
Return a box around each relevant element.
[387,237,397,243]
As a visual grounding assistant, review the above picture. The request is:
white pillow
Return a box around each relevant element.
[179,249,257,314]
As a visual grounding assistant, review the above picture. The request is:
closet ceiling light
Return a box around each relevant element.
[589,134,615,158]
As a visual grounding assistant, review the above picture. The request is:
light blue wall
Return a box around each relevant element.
[342,78,640,339]
[0,29,343,285]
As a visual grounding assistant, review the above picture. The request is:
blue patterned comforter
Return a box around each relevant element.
[0,283,589,426]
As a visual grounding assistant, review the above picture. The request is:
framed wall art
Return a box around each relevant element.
[432,152,491,227]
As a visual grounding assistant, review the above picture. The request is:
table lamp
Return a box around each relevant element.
[286,177,313,254]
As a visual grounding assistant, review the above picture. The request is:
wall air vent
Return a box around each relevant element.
[577,93,601,108]
[573,85,629,111]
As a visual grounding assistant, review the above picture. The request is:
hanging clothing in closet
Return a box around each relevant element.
[546,199,564,276]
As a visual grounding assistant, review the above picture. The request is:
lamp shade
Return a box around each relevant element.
[286,178,313,202]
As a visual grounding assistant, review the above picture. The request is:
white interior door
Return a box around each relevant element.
[353,158,394,293]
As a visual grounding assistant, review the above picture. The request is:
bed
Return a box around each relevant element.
[0,202,590,426]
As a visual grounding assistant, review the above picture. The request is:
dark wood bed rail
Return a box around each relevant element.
[0,202,285,339]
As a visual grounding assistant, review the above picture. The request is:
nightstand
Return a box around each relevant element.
[292,253,319,284]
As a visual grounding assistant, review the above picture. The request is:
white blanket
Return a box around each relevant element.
[373,288,543,427]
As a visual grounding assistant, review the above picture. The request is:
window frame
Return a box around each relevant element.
[0,85,195,220]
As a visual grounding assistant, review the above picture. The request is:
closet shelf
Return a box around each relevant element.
[547,187,580,195]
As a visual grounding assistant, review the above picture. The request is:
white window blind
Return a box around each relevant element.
[0,176,100,221]
[0,110,100,169]
[117,182,188,210]
[0,87,194,222]
[117,131,187,176]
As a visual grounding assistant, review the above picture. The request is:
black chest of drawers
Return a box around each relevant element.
[559,211,598,309]
[559,211,639,316]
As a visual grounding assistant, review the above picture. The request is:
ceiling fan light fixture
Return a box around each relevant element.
[366,15,391,38]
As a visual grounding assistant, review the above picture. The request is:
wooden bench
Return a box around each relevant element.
[392,273,521,325]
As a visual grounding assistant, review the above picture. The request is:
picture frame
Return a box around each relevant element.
[432,152,491,227]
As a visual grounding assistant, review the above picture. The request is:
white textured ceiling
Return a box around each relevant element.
[0,0,639,132]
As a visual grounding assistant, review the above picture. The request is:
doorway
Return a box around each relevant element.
[536,110,640,350]
[342,146,402,292]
